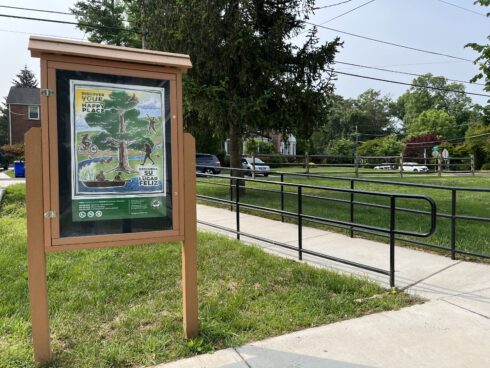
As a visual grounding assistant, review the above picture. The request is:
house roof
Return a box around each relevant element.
[6,87,40,105]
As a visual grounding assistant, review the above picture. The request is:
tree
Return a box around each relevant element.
[327,138,355,157]
[407,109,457,139]
[454,123,490,169]
[396,74,474,136]
[466,0,490,100]
[0,98,8,145]
[350,89,396,135]
[357,134,404,157]
[85,91,151,173]
[403,132,442,158]
[12,65,38,88]
[73,1,341,176]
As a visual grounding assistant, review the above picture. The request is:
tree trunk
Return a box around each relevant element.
[229,121,245,196]
[116,140,134,173]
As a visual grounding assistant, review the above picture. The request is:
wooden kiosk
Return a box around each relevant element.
[26,36,197,363]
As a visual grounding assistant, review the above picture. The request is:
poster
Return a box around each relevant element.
[70,80,166,222]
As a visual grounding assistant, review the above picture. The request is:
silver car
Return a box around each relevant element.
[241,157,271,176]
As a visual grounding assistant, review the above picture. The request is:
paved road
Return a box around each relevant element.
[154,204,490,368]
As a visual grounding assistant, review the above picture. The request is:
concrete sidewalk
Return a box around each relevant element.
[155,204,490,368]
[0,170,24,189]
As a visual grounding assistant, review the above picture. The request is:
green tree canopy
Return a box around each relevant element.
[357,134,404,157]
[466,0,490,101]
[73,0,341,174]
[12,65,38,88]
[395,74,475,136]
[407,109,457,139]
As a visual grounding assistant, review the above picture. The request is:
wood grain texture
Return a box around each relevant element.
[182,133,199,338]
[25,127,52,362]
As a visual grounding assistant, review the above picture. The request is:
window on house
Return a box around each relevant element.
[28,105,39,120]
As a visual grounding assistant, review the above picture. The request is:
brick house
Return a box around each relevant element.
[6,87,40,144]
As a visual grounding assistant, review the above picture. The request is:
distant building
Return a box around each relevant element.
[224,132,297,156]
[6,87,40,144]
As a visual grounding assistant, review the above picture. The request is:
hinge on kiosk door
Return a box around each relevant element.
[40,89,54,97]
[44,210,57,218]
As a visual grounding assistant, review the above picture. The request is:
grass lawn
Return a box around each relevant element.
[0,184,417,368]
[197,172,490,258]
[4,170,15,178]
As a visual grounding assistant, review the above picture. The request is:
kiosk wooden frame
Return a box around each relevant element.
[26,36,198,363]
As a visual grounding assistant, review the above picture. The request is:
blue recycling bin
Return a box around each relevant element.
[14,161,25,178]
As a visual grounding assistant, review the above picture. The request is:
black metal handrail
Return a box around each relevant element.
[196,165,489,260]
[196,171,437,288]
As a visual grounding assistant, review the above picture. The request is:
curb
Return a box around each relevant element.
[0,188,4,206]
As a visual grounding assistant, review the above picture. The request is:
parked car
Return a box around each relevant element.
[374,163,397,170]
[242,157,271,176]
[402,162,429,172]
[196,153,221,175]
[0,150,10,170]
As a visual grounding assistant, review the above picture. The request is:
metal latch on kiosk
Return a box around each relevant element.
[40,89,55,97]
[44,211,57,218]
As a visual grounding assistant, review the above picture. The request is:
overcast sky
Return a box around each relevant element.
[0,0,488,105]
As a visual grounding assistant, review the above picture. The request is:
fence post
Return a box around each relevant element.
[350,180,355,238]
[280,173,285,223]
[305,152,309,174]
[236,180,240,240]
[470,154,475,176]
[354,154,359,178]
[451,190,457,260]
[389,196,396,289]
[298,186,303,261]
[252,153,256,179]
[399,153,404,178]
[438,156,442,177]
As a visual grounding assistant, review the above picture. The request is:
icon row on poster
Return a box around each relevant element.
[79,210,103,219]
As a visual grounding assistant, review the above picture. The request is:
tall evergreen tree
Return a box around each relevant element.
[12,65,38,88]
[73,1,341,175]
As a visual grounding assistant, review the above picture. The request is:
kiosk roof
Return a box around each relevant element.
[29,36,192,71]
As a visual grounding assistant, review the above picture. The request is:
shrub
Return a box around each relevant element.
[1,143,24,160]
[481,163,490,170]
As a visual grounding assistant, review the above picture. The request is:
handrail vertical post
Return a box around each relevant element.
[389,196,396,288]
[298,186,303,260]
[236,180,240,240]
[350,179,355,238]
[451,189,457,260]
[280,173,285,223]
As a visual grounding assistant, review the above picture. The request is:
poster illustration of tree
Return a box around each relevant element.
[70,80,166,222]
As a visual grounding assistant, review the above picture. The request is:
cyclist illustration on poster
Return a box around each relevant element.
[70,80,166,222]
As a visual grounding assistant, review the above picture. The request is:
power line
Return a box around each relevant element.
[0,4,72,16]
[336,60,468,70]
[435,0,488,18]
[319,0,376,24]
[0,13,132,32]
[327,69,490,97]
[335,61,486,87]
[0,28,83,41]
[306,21,473,62]
[315,1,354,10]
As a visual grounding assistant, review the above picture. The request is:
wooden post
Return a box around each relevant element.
[470,154,475,176]
[25,128,52,363]
[252,153,256,179]
[354,154,359,178]
[399,153,404,178]
[182,133,199,338]
[305,152,309,174]
[438,156,442,177]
